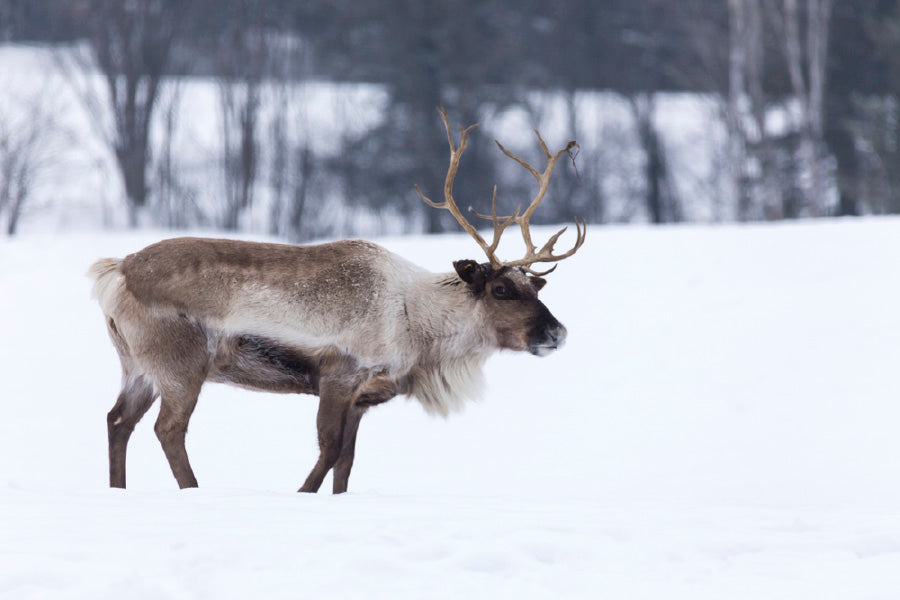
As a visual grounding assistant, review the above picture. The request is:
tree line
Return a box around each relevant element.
[1,0,900,237]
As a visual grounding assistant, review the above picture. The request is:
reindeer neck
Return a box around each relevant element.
[405,273,491,358]
[400,273,490,415]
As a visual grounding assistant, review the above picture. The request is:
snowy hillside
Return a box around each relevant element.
[2,220,900,598]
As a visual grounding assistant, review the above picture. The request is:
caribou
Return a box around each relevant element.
[89,108,585,493]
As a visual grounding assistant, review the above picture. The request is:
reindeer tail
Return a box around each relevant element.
[87,257,124,315]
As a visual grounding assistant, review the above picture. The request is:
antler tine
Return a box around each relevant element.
[494,137,579,256]
[525,264,558,277]
[497,137,579,219]
[495,140,542,182]
[533,129,553,159]
[491,132,583,272]
[503,217,587,273]
[415,107,502,268]
[468,186,520,256]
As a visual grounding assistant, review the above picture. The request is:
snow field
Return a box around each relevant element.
[2,220,900,598]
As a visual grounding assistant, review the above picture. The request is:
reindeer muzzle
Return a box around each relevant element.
[529,322,567,357]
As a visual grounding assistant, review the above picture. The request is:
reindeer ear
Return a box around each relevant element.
[530,276,547,292]
[453,259,487,289]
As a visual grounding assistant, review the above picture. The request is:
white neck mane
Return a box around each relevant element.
[402,273,493,417]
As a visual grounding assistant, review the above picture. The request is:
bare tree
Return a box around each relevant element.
[218,80,261,230]
[313,0,521,234]
[0,86,67,235]
[848,2,900,214]
[628,94,681,223]
[727,0,778,220]
[152,81,204,228]
[766,0,834,216]
[55,0,190,226]
[213,0,284,231]
[267,63,320,241]
[674,0,810,221]
[702,0,800,221]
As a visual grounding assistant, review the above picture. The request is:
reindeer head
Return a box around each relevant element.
[416,107,585,356]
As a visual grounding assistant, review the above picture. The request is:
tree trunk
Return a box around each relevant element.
[631,93,677,224]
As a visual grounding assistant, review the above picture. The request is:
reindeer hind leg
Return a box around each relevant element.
[108,375,158,489]
[136,315,210,490]
[154,382,202,489]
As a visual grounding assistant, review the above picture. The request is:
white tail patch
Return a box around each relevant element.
[87,258,124,315]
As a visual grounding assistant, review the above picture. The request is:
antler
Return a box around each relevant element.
[417,107,585,276]
[414,107,511,270]
[472,132,585,276]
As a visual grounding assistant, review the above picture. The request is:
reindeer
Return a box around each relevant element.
[89,108,585,493]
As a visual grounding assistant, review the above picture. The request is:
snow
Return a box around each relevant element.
[3,219,900,598]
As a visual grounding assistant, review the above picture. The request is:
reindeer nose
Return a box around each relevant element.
[548,324,567,348]
[530,322,567,356]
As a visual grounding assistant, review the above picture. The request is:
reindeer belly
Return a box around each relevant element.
[209,334,320,395]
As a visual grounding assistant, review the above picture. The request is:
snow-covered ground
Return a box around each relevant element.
[2,219,900,598]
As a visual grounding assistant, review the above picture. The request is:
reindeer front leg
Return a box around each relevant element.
[300,373,398,494]
[299,378,354,493]
[330,374,398,493]
[331,405,366,494]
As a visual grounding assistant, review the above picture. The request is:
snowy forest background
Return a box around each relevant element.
[2,0,897,239]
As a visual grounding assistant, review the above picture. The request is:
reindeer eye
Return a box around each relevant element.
[492,284,508,298]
